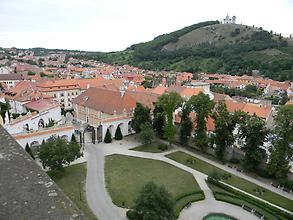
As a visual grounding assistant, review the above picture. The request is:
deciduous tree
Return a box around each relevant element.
[139,122,154,145]
[213,102,236,161]
[153,105,166,138]
[179,102,193,144]
[38,136,82,171]
[157,92,182,146]
[239,114,268,171]
[189,93,214,151]
[127,182,175,220]
[268,105,293,178]
[132,103,151,133]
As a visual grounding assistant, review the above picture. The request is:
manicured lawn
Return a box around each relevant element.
[130,141,170,153]
[166,151,293,212]
[105,154,202,209]
[48,163,97,220]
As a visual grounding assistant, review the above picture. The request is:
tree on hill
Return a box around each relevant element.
[115,126,123,140]
[153,105,166,138]
[104,129,112,143]
[189,93,214,151]
[132,103,151,133]
[127,182,175,220]
[38,136,82,171]
[157,92,183,146]
[139,122,155,145]
[239,114,268,171]
[268,105,293,179]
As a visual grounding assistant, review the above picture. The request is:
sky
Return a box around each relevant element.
[0,0,292,52]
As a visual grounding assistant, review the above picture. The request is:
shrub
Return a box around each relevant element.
[11,113,20,119]
[209,172,221,181]
[229,158,240,164]
[255,168,272,179]
[278,179,293,190]
[158,143,168,151]
[114,126,123,140]
[186,158,195,164]
[104,129,112,143]
[208,178,293,220]
[126,210,139,220]
[25,143,35,160]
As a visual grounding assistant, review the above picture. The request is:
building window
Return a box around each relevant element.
[60,93,64,97]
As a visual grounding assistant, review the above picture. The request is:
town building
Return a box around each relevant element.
[0,73,26,89]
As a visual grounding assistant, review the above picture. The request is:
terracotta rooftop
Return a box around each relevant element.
[72,87,136,115]
[24,99,59,112]
[0,73,26,81]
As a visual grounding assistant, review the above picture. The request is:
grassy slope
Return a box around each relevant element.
[104,154,201,208]
[48,163,97,220]
[166,151,293,212]
[163,24,257,50]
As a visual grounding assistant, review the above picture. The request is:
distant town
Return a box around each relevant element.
[0,45,292,220]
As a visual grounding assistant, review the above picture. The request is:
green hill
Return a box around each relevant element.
[74,21,293,81]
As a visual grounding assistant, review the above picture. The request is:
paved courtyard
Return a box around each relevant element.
[81,135,264,220]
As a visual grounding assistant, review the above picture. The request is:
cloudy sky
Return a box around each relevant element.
[0,0,292,52]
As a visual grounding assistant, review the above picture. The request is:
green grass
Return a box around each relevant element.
[105,154,202,209]
[48,163,97,220]
[166,151,293,212]
[130,141,170,153]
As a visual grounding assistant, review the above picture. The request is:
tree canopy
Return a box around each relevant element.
[38,136,82,171]
[189,93,214,151]
[213,102,236,161]
[139,122,155,145]
[157,92,182,145]
[132,103,151,133]
[127,182,175,220]
[268,105,293,178]
[239,114,268,171]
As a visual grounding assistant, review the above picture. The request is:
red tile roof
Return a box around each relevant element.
[72,87,136,115]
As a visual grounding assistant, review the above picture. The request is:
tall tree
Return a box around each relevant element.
[132,103,151,133]
[239,114,268,171]
[189,92,214,151]
[179,101,193,144]
[139,122,155,145]
[157,92,182,145]
[213,102,236,161]
[153,105,166,138]
[127,182,175,220]
[38,136,82,171]
[268,105,293,178]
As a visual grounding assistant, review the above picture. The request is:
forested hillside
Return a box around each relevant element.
[72,21,293,81]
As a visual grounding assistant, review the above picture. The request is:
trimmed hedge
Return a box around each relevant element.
[174,191,205,218]
[207,177,293,220]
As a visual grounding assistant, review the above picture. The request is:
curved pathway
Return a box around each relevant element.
[83,136,266,220]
